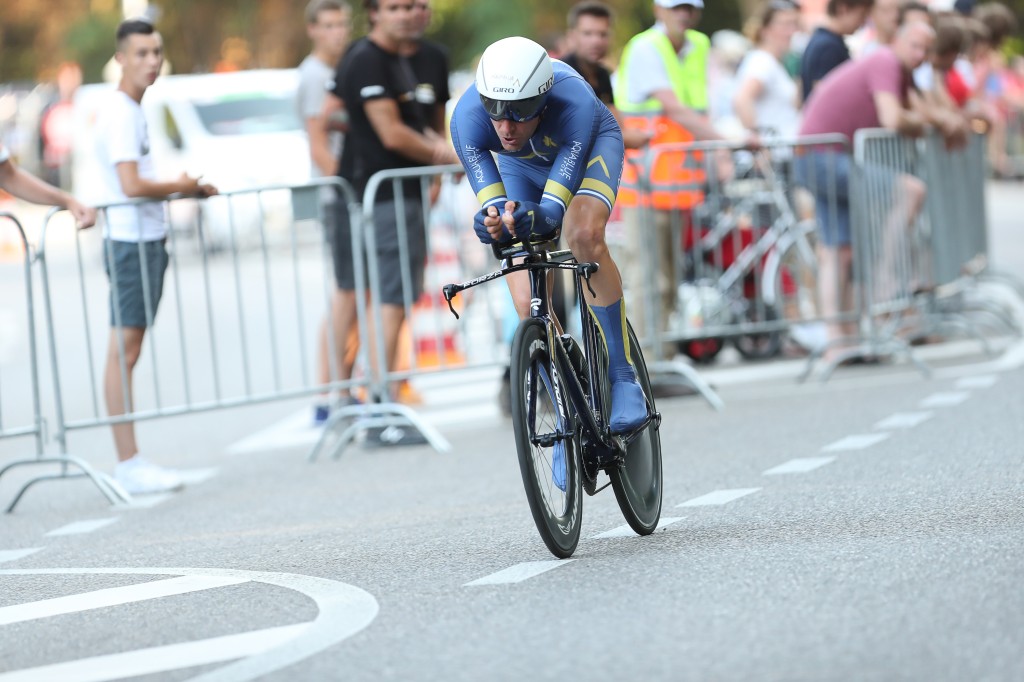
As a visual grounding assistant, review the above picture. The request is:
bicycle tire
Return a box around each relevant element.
[510,318,582,558]
[608,322,663,535]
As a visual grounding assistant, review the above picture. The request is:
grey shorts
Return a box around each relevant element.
[332,198,426,305]
[103,238,169,328]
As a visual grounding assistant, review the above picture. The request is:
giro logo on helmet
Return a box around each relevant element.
[537,77,554,95]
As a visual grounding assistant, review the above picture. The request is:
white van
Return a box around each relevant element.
[73,69,310,246]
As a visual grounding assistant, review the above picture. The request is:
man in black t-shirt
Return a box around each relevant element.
[325,0,457,413]
[800,0,874,101]
[560,1,649,149]
[405,0,450,135]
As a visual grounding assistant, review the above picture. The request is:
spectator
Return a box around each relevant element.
[561,0,651,149]
[971,2,1019,176]
[707,29,754,136]
[298,0,355,426]
[796,21,932,359]
[800,0,874,100]
[94,20,217,494]
[0,140,95,228]
[914,15,970,150]
[404,0,449,135]
[326,0,456,445]
[613,0,729,360]
[859,0,900,55]
[734,0,802,141]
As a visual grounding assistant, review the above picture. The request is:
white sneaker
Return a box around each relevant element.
[114,456,184,495]
[789,321,829,353]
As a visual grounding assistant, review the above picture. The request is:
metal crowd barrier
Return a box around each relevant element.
[0,211,123,512]
[312,164,512,458]
[16,177,371,508]
[618,135,851,390]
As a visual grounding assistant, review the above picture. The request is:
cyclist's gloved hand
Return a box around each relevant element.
[473,206,513,244]
[507,201,559,239]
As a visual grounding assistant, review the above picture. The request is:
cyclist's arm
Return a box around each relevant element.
[450,94,508,211]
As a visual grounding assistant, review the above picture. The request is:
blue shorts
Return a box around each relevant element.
[103,238,169,328]
[497,130,624,214]
[795,150,898,248]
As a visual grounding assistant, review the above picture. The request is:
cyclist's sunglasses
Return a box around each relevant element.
[480,93,548,122]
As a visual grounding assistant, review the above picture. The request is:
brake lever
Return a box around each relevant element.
[578,262,599,299]
[442,284,460,320]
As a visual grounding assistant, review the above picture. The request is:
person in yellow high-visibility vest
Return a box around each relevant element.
[613,0,730,362]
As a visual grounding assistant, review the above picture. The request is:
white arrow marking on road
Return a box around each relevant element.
[821,433,890,452]
[0,574,248,626]
[676,488,762,507]
[0,567,378,682]
[919,391,971,408]
[591,517,684,539]
[763,457,836,475]
[954,375,998,389]
[45,518,119,537]
[0,549,43,565]
[0,624,308,682]
[874,412,933,430]
[465,560,575,586]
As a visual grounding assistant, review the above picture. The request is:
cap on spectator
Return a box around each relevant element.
[655,0,705,9]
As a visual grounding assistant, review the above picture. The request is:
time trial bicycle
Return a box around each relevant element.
[443,232,662,558]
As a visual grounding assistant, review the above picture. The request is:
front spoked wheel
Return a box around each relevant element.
[510,318,582,558]
[608,322,663,535]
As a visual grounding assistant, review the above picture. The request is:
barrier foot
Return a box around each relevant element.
[800,336,931,384]
[1,456,129,513]
[310,402,451,461]
[648,360,725,411]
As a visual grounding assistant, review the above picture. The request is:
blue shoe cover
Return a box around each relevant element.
[552,440,567,492]
[609,379,647,433]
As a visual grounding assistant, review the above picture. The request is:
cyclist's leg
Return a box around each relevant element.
[563,134,646,433]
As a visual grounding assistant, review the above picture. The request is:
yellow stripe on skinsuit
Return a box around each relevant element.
[476,182,506,205]
[580,178,616,207]
[619,297,633,365]
[543,180,573,207]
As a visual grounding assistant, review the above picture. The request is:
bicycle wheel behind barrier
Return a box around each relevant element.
[609,323,663,535]
[510,318,582,558]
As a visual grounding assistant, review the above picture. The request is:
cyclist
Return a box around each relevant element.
[450,36,645,433]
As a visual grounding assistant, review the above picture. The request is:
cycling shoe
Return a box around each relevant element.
[609,379,647,433]
[551,439,567,492]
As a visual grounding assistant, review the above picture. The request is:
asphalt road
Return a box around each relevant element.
[0,181,1022,681]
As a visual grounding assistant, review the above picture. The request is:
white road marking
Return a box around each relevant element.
[676,488,762,507]
[45,518,119,537]
[0,574,249,626]
[176,467,220,485]
[113,493,175,510]
[763,457,836,475]
[821,433,890,452]
[874,411,934,430]
[955,375,999,389]
[0,567,379,682]
[0,548,43,565]
[0,624,308,682]
[919,391,971,408]
[465,560,574,586]
[591,517,684,539]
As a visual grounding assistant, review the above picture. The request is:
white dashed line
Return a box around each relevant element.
[0,548,43,565]
[821,433,890,452]
[465,560,574,586]
[676,488,761,507]
[874,411,934,430]
[919,391,971,408]
[176,467,220,485]
[45,518,119,537]
[0,624,308,682]
[763,457,836,475]
[0,574,249,626]
[113,493,175,510]
[591,517,684,539]
[955,375,999,389]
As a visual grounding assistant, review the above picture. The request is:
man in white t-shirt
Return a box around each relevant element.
[95,19,217,496]
[296,0,354,425]
[0,142,95,227]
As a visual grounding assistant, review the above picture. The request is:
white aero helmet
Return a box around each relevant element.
[476,36,554,121]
